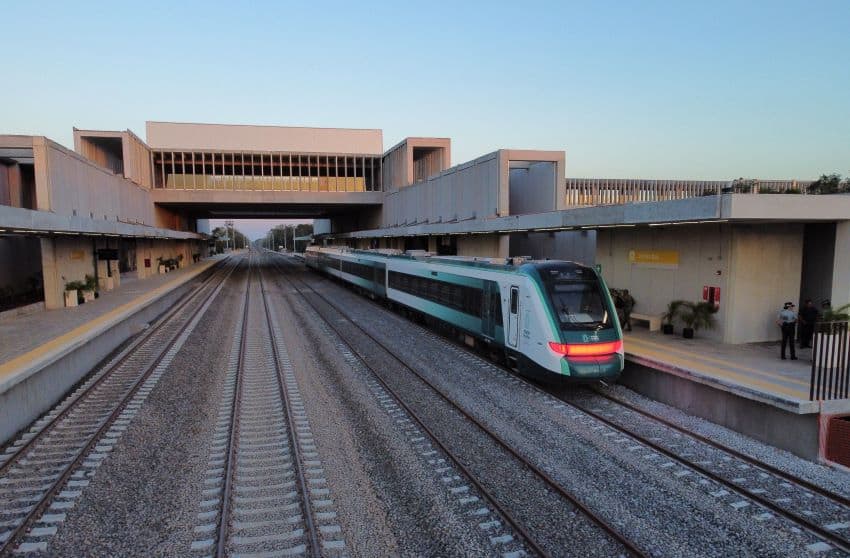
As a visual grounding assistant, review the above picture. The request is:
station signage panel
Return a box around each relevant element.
[628,249,679,269]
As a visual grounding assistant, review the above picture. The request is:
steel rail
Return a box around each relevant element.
[588,388,850,508]
[257,264,322,557]
[215,257,252,558]
[0,257,233,479]
[268,253,647,558]
[538,386,850,554]
[279,252,850,554]
[0,258,236,557]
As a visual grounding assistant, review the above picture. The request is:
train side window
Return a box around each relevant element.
[510,289,518,314]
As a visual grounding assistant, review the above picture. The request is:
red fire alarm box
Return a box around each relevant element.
[703,286,720,309]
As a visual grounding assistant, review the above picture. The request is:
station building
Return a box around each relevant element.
[2,121,849,348]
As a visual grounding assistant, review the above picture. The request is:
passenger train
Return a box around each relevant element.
[304,246,624,382]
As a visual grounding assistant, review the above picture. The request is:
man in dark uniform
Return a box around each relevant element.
[798,299,819,348]
[621,289,635,332]
[776,302,798,360]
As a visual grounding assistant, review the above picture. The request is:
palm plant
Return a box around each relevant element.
[823,303,850,322]
[680,301,718,338]
[661,300,686,334]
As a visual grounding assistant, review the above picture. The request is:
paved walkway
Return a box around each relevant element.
[0,256,226,380]
[624,329,814,407]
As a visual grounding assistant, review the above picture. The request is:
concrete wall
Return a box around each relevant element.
[456,234,509,258]
[509,230,596,264]
[382,152,501,227]
[596,225,732,342]
[381,149,565,229]
[597,223,806,343]
[726,224,803,343]
[38,138,154,225]
[40,236,97,308]
[509,161,557,215]
[146,121,384,155]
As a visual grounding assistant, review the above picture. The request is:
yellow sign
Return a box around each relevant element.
[70,250,85,261]
[628,249,679,268]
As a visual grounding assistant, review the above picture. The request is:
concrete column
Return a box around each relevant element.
[831,221,850,307]
[498,234,509,258]
[428,236,438,253]
[39,237,62,310]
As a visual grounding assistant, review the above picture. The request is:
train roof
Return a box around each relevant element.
[308,246,594,274]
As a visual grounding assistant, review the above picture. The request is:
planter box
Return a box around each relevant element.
[158,265,166,274]
[82,290,96,302]
[64,290,78,308]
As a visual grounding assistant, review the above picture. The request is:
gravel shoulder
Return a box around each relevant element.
[297,261,849,557]
[44,263,246,557]
[267,263,521,557]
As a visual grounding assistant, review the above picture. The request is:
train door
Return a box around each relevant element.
[508,286,520,348]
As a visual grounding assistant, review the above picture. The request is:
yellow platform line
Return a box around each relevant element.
[626,335,810,389]
[626,341,808,400]
[0,260,219,384]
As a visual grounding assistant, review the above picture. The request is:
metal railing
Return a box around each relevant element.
[809,321,850,401]
[565,178,814,208]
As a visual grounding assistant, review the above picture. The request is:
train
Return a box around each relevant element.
[304,246,624,382]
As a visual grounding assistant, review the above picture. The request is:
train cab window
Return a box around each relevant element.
[510,289,518,314]
[541,267,612,331]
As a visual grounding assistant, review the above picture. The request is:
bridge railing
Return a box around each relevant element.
[564,178,813,207]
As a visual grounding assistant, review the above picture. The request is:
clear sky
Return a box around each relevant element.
[2,0,848,184]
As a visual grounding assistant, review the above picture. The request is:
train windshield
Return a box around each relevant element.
[541,268,612,331]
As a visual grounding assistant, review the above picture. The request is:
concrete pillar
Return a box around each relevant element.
[40,237,62,310]
[428,236,438,253]
[831,221,850,307]
[498,234,509,258]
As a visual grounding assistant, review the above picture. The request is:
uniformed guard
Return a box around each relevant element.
[776,302,798,360]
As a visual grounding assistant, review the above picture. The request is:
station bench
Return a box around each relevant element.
[629,313,663,332]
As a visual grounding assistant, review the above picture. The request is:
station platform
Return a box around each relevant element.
[621,329,850,461]
[0,255,227,445]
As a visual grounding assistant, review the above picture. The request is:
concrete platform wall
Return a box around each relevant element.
[0,265,217,446]
[622,361,820,460]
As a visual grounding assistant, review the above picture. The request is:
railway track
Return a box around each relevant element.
[550,388,850,555]
[192,254,345,557]
[267,252,647,558]
[0,257,235,556]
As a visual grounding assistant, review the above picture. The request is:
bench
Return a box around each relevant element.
[629,313,663,332]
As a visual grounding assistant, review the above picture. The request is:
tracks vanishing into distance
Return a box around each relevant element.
[267,252,647,558]
[191,255,345,557]
[0,258,235,556]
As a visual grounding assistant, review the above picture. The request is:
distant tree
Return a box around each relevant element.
[263,223,314,252]
[211,226,248,253]
[730,177,755,193]
[809,173,844,195]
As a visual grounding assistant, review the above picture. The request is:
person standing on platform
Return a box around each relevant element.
[799,299,819,348]
[776,302,798,360]
[622,289,635,332]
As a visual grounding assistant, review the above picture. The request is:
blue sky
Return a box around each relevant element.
[2,0,848,185]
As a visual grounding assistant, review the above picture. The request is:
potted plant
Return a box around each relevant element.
[816,303,849,363]
[680,301,718,339]
[64,280,86,307]
[81,274,98,302]
[662,300,686,335]
[157,257,167,274]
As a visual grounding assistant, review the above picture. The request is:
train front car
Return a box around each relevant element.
[516,262,624,382]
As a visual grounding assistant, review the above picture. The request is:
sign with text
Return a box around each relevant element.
[628,249,679,269]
